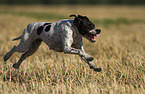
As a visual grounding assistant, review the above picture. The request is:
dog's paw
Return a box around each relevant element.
[82,54,94,61]
[93,67,102,72]
[86,57,94,61]
[4,54,9,61]
[90,66,102,72]
[13,63,20,69]
[89,62,101,72]
[84,55,94,61]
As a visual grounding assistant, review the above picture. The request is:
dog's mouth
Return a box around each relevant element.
[84,33,100,43]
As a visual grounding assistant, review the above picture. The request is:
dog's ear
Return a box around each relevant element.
[70,14,78,26]
[78,15,83,18]
[78,15,89,21]
[70,14,83,26]
[69,14,77,18]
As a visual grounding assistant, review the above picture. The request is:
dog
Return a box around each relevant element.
[4,14,101,72]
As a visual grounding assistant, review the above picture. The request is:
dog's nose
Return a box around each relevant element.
[95,29,101,34]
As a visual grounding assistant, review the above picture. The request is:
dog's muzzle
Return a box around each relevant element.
[84,28,101,43]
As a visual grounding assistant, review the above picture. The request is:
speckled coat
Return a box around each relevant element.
[4,19,99,71]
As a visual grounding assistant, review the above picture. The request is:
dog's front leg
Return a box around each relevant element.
[79,47,101,72]
[81,56,102,72]
[62,38,91,59]
[63,46,101,72]
[72,38,101,72]
[63,46,85,56]
[63,41,92,60]
[62,30,87,57]
[61,30,101,72]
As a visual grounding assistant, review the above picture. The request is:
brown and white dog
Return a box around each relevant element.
[4,14,101,72]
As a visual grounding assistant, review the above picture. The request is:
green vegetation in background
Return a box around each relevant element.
[0,10,145,26]
[0,0,145,5]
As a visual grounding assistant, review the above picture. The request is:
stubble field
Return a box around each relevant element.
[0,5,145,94]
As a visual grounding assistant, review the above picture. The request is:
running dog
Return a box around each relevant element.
[4,14,101,72]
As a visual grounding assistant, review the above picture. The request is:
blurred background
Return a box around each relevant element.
[0,0,145,5]
[0,0,145,94]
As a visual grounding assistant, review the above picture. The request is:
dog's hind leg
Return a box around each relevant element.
[13,39,42,69]
[4,46,17,61]
[4,31,36,61]
[4,39,30,61]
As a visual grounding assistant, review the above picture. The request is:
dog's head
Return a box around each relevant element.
[70,14,101,43]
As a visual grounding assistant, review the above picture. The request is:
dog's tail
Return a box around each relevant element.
[12,35,22,41]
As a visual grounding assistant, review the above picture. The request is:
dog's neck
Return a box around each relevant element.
[72,23,82,38]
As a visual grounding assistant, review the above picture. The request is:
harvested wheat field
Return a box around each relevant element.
[0,5,145,94]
